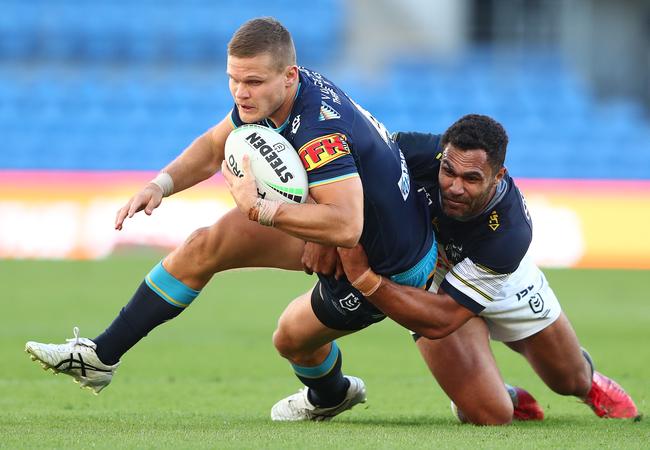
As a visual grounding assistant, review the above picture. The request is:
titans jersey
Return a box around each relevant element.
[231,68,433,277]
[396,131,540,314]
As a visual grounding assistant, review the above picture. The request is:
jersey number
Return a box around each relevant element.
[351,100,391,145]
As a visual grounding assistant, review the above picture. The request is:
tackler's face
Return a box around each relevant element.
[438,144,505,221]
[227,53,294,124]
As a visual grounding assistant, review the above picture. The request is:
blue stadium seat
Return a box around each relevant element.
[1,24,649,179]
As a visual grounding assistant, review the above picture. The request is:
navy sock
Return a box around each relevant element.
[292,342,349,407]
[94,262,200,365]
[581,347,595,379]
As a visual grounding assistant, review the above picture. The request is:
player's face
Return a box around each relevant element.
[227,53,297,125]
[438,145,505,220]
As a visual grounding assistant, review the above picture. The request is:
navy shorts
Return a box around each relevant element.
[311,239,437,331]
[311,275,386,331]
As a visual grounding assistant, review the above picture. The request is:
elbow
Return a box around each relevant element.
[336,216,363,248]
[336,225,362,248]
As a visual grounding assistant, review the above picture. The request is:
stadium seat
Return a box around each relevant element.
[0,4,648,180]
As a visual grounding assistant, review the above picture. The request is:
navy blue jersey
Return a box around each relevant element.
[231,68,433,276]
[396,131,534,312]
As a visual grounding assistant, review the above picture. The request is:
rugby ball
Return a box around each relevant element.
[225,124,308,204]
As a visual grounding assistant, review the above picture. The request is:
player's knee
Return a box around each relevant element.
[272,321,309,361]
[547,369,592,397]
[180,227,221,270]
[461,403,513,426]
[272,326,296,359]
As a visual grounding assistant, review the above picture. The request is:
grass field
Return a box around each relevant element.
[1,257,648,448]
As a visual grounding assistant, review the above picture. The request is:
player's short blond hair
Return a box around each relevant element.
[227,17,297,72]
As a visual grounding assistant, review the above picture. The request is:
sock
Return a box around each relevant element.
[93,261,200,365]
[291,341,350,407]
[581,347,595,380]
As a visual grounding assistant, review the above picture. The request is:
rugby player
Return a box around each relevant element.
[336,114,639,424]
[25,17,437,421]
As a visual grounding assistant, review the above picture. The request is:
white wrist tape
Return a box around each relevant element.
[351,268,383,297]
[151,172,174,197]
[248,198,281,227]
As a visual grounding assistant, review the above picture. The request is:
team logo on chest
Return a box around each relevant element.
[488,210,500,231]
[444,240,464,264]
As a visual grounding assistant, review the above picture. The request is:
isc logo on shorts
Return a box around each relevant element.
[298,133,350,171]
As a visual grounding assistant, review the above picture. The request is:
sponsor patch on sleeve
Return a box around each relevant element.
[298,133,350,171]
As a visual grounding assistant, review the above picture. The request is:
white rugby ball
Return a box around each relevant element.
[224,124,308,204]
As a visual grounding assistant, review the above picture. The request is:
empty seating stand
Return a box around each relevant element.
[0,3,648,179]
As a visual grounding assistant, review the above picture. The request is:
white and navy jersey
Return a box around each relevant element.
[396,131,540,314]
[231,68,433,277]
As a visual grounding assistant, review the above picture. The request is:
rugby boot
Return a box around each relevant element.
[584,371,638,418]
[506,384,544,421]
[271,375,366,421]
[25,327,119,394]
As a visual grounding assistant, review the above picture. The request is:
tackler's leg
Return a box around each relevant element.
[506,312,638,419]
[415,317,517,425]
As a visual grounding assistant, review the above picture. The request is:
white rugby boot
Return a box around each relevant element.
[271,376,366,421]
[25,327,119,394]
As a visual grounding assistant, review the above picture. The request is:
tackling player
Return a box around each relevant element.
[24,17,437,421]
[337,114,639,423]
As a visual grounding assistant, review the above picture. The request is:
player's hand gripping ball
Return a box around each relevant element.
[224,124,308,204]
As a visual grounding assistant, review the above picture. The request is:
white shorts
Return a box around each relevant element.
[479,271,562,342]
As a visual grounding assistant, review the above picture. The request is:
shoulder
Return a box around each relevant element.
[290,69,358,159]
[294,68,352,124]
[287,70,359,186]
[394,131,443,188]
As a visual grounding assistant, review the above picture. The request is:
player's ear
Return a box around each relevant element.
[285,65,299,86]
[494,166,506,183]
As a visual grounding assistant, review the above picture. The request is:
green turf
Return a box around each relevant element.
[1,258,648,448]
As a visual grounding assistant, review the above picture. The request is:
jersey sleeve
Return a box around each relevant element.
[471,226,531,274]
[394,131,443,188]
[294,121,359,188]
[441,215,532,313]
[440,257,512,313]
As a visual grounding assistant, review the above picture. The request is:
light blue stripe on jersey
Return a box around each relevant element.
[291,341,340,379]
[308,172,359,188]
[145,262,200,309]
[228,113,237,129]
[390,237,438,289]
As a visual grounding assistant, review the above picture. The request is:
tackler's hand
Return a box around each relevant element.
[337,244,371,283]
[302,242,345,279]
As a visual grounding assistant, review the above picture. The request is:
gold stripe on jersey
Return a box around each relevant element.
[449,269,493,301]
[475,263,502,276]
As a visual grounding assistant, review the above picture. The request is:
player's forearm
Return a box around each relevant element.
[365,279,473,339]
[272,202,362,247]
[160,132,222,194]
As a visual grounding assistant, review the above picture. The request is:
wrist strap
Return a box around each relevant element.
[351,268,383,297]
[150,172,174,197]
[248,198,281,226]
